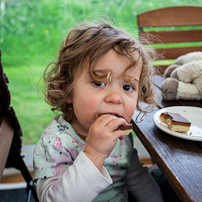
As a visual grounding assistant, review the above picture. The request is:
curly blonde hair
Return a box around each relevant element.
[43,20,157,122]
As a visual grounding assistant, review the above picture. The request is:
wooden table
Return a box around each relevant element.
[131,75,202,202]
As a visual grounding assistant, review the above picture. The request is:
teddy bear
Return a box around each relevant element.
[161,51,202,100]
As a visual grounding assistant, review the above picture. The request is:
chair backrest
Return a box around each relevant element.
[0,50,22,179]
[0,50,39,202]
[138,6,202,74]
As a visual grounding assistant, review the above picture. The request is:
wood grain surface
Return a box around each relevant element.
[132,75,202,202]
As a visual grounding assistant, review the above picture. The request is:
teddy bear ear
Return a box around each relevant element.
[175,55,184,65]
[170,68,178,80]
[163,64,179,78]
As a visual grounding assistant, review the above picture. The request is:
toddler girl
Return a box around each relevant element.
[33,20,163,202]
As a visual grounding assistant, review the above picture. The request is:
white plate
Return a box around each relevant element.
[153,106,202,141]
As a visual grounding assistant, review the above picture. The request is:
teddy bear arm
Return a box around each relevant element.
[177,81,202,100]
[193,77,202,93]
[176,61,202,83]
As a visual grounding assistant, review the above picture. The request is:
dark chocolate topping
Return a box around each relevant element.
[161,112,191,126]
[117,125,132,130]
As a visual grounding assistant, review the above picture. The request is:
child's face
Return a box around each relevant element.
[67,49,142,136]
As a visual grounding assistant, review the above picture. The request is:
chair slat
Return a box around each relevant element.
[138,6,202,74]
[155,66,169,75]
[138,6,202,27]
[155,46,202,60]
[140,30,202,44]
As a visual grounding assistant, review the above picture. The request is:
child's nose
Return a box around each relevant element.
[104,90,122,104]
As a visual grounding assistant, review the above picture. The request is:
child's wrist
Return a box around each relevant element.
[84,146,106,171]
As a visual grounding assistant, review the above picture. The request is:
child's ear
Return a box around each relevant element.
[66,94,73,104]
[66,95,72,104]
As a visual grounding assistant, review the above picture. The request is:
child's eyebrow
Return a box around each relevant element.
[93,69,110,75]
[93,69,140,82]
[133,78,139,82]
[130,79,140,85]
[125,75,140,82]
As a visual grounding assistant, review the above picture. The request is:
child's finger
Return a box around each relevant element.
[111,129,125,141]
[106,116,128,131]
[95,114,119,126]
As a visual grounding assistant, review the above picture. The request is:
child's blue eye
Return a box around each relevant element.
[123,84,135,92]
[92,81,106,87]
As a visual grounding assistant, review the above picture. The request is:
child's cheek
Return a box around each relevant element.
[79,97,99,120]
[124,100,137,122]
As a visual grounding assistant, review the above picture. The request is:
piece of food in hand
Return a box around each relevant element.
[116,124,133,136]
[160,112,191,133]
[96,113,132,135]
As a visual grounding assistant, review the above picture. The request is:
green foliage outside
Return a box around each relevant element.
[1,0,202,145]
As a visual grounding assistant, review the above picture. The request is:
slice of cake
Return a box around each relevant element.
[160,112,191,133]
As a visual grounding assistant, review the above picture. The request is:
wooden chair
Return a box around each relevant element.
[138,6,202,74]
[0,50,39,202]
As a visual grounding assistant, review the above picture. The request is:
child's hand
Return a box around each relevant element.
[84,114,128,171]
